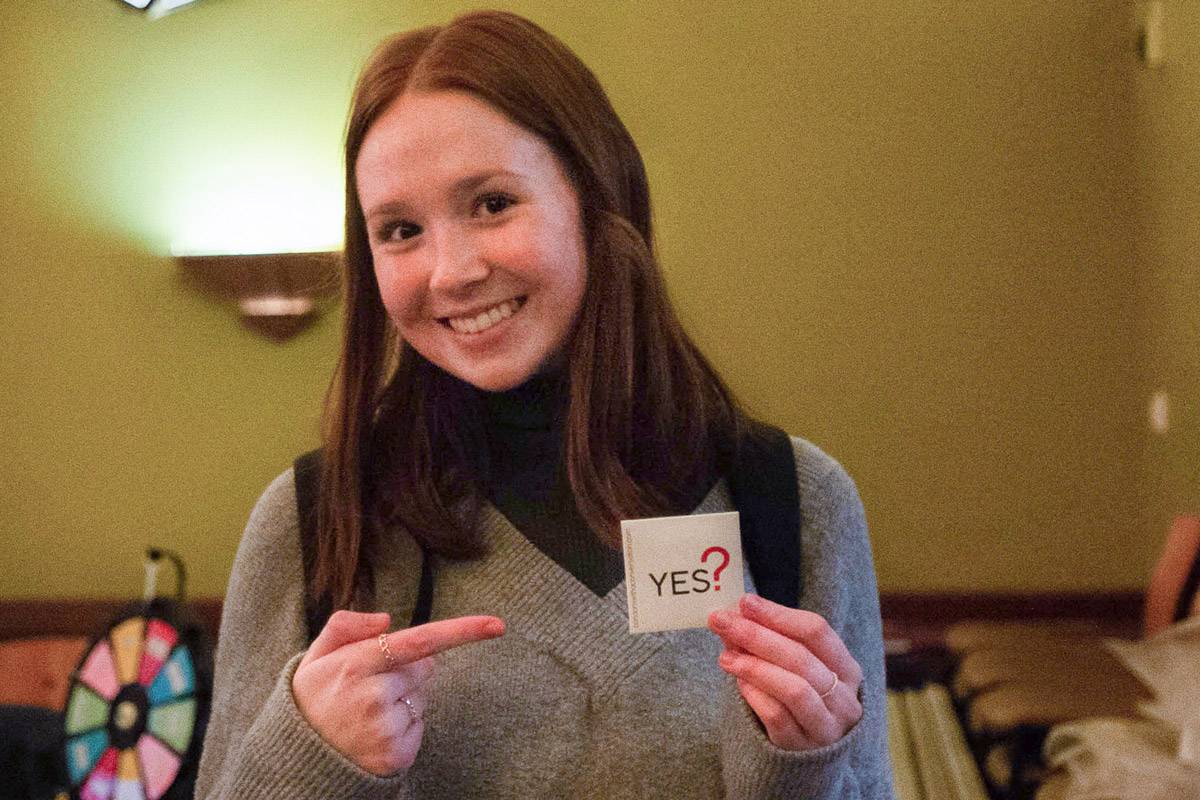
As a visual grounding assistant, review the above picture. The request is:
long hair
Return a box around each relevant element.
[313,10,748,611]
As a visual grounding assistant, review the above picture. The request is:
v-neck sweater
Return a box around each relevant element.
[196,437,894,799]
[479,371,627,597]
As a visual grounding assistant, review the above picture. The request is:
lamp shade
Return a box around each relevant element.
[114,0,206,17]
[177,252,340,342]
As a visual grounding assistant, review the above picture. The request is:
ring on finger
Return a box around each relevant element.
[400,695,421,723]
[378,633,399,669]
[817,672,839,701]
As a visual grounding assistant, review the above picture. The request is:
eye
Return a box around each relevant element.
[477,193,514,216]
[378,221,421,242]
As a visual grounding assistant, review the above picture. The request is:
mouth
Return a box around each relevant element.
[438,296,527,335]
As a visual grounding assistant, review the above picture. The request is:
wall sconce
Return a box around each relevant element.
[177,251,340,343]
[114,0,205,17]
[1139,2,1165,68]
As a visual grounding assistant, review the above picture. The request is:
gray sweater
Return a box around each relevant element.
[195,436,894,799]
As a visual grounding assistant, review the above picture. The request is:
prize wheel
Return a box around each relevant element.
[61,551,212,800]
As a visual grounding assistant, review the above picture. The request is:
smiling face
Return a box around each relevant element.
[355,90,588,393]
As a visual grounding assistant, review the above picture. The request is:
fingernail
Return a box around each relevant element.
[741,594,763,614]
[710,611,732,632]
[718,651,737,670]
[487,619,506,637]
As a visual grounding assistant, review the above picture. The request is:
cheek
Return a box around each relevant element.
[553,232,589,307]
[373,260,422,320]
[481,224,543,271]
[523,219,588,296]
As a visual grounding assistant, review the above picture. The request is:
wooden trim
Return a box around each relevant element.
[880,590,1143,650]
[0,598,223,643]
[879,590,1142,623]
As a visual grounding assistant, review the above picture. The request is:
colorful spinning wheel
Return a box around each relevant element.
[61,550,211,800]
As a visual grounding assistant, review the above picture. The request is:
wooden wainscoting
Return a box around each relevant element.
[0,597,225,643]
[880,590,1143,649]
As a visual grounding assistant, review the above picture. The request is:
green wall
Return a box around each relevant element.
[0,0,1187,600]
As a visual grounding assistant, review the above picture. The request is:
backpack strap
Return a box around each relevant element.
[293,449,329,643]
[294,449,433,643]
[727,423,803,609]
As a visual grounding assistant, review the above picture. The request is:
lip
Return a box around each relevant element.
[437,296,526,323]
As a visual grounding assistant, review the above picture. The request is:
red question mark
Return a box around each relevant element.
[701,546,730,591]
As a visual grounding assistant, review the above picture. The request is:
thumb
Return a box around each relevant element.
[304,609,391,663]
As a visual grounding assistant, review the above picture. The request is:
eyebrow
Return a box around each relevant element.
[363,169,524,221]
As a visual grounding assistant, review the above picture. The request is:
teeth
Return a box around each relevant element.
[447,298,522,334]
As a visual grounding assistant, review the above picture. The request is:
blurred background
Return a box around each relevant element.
[0,0,1195,601]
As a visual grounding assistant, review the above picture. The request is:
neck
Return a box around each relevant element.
[481,367,568,431]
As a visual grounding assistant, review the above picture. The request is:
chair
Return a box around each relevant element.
[948,514,1200,799]
[0,636,88,800]
[0,636,88,710]
[948,514,1200,701]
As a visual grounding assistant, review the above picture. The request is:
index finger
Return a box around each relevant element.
[382,615,506,666]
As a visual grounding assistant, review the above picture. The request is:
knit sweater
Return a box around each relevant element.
[195,437,894,799]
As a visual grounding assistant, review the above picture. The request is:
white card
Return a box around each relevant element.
[621,511,745,633]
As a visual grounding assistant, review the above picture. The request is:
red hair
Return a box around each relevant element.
[314,10,746,610]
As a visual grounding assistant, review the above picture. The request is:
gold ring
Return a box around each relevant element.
[378,633,398,669]
[818,673,839,700]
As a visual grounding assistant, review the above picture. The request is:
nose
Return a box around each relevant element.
[428,224,490,294]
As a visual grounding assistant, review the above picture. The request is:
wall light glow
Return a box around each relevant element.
[169,154,344,257]
[149,0,206,18]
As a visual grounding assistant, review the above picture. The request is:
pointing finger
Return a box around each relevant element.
[376,616,505,669]
[304,610,391,665]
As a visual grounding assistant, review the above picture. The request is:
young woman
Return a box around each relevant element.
[196,10,892,799]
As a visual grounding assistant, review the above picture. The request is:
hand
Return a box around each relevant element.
[708,595,863,751]
[292,610,505,776]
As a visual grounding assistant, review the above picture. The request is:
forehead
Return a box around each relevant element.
[356,90,555,201]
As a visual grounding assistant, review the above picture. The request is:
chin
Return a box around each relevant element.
[453,365,537,393]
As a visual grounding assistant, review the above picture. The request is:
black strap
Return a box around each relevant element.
[293,449,328,643]
[726,423,803,609]
[294,423,801,641]
[412,545,435,628]
[294,449,433,643]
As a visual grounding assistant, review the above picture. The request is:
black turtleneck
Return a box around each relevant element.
[480,369,626,597]
[479,369,724,597]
